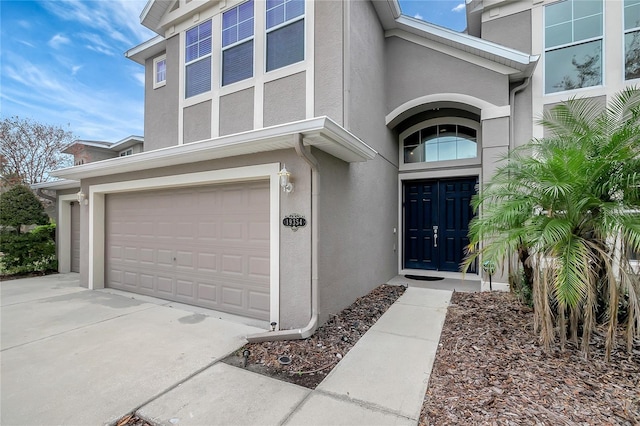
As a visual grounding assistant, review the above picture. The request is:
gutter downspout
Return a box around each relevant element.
[247,134,319,342]
[509,78,530,150]
[506,77,530,281]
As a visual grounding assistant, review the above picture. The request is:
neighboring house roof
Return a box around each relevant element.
[51,117,377,181]
[31,179,80,191]
[61,136,144,154]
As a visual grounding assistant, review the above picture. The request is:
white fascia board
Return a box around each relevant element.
[51,117,377,181]
[31,179,80,190]
[140,0,173,35]
[395,16,536,70]
[372,0,402,28]
[109,136,144,151]
[125,36,166,65]
[61,140,114,154]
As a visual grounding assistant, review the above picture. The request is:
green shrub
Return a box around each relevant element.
[0,224,57,275]
[0,185,48,232]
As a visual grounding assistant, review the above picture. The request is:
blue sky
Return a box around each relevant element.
[0,1,466,142]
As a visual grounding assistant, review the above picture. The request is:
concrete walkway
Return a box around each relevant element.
[1,274,451,426]
[138,286,452,426]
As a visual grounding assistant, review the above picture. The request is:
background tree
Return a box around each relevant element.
[0,185,49,232]
[0,116,74,185]
[464,87,640,360]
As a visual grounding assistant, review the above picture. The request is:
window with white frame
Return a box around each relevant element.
[119,148,133,157]
[625,0,640,80]
[153,55,166,89]
[185,20,212,98]
[222,0,254,86]
[544,0,603,94]
[402,123,478,164]
[265,0,304,72]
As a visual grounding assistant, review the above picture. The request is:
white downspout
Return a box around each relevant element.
[247,134,319,342]
[509,78,530,150]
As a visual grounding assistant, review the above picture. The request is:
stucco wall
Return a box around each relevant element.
[183,100,212,143]
[79,149,312,329]
[313,0,344,124]
[263,72,306,127]
[219,88,255,136]
[482,10,532,54]
[144,36,179,151]
[385,36,509,113]
[314,0,398,322]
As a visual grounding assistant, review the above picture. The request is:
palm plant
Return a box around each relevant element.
[464,87,640,360]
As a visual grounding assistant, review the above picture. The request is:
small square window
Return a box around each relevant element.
[153,55,166,89]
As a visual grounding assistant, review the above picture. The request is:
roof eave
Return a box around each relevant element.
[31,179,80,191]
[51,117,377,181]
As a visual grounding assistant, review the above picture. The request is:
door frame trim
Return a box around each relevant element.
[88,163,281,325]
[57,194,78,274]
[398,168,481,276]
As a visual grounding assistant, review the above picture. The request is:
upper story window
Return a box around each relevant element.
[544,0,603,94]
[625,0,640,80]
[119,148,133,157]
[185,20,212,98]
[402,124,478,165]
[153,55,166,89]
[266,0,304,72]
[222,0,254,86]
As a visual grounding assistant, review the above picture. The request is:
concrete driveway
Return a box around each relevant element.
[0,274,265,426]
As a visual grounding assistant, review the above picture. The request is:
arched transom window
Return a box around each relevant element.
[403,123,478,164]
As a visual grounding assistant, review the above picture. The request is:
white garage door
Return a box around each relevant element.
[105,181,270,320]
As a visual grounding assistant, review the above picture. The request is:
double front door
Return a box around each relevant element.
[403,178,477,272]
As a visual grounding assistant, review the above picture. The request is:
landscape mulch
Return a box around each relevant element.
[222,284,406,389]
[421,291,640,425]
[118,286,639,426]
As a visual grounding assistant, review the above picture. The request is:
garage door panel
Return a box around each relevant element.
[249,256,270,277]
[106,181,270,320]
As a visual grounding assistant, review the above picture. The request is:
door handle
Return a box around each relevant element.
[433,225,438,248]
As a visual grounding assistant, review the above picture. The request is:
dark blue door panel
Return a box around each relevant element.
[404,178,476,272]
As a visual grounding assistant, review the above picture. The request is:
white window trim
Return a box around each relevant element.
[265,0,305,74]
[153,55,167,89]
[398,117,482,172]
[543,0,605,95]
[119,148,133,157]
[624,0,640,81]
[221,0,255,87]
[185,19,213,99]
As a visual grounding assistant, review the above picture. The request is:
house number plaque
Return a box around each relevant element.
[282,213,307,232]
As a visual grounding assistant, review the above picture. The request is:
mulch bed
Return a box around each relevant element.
[421,291,640,425]
[222,284,406,389]
[117,287,639,426]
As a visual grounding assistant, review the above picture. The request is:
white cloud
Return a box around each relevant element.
[71,65,83,76]
[41,0,155,48]
[414,13,424,20]
[48,34,71,49]
[1,52,144,141]
[452,3,466,13]
[133,72,145,86]
[17,40,36,48]
[80,33,117,56]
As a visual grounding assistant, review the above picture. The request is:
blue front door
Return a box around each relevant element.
[403,178,477,272]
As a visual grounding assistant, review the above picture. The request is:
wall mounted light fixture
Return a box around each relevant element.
[278,165,293,193]
[77,191,88,205]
